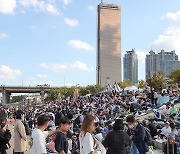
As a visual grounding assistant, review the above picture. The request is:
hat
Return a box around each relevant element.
[113,119,124,127]
[101,128,109,134]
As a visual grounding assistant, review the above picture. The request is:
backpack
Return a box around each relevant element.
[144,127,153,146]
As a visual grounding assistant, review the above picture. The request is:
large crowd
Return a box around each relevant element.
[0,87,179,154]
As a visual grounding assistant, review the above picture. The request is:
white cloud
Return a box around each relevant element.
[0,0,16,14]
[0,33,8,39]
[64,18,78,27]
[166,11,180,22]
[88,6,95,11]
[37,74,48,78]
[71,61,94,71]
[63,0,72,5]
[45,3,59,15]
[19,0,38,7]
[39,61,94,72]
[69,40,94,51]
[0,65,22,80]
[19,0,60,15]
[151,10,180,57]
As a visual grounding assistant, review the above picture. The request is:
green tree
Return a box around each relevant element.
[79,85,104,96]
[79,86,89,96]
[46,85,104,101]
[46,88,60,101]
[118,80,132,89]
[169,68,180,86]
[138,80,147,89]
[11,95,25,103]
[64,87,74,97]
[146,71,166,90]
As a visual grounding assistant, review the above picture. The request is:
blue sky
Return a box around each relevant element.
[0,0,180,87]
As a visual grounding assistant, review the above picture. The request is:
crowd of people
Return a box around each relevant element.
[0,87,179,154]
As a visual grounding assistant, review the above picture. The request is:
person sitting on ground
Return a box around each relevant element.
[169,104,178,116]
[169,122,178,140]
[147,119,158,138]
[95,128,109,142]
[160,121,171,138]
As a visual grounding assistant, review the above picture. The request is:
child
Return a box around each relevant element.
[48,134,57,153]
[55,117,71,154]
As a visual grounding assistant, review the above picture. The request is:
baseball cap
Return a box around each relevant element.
[101,128,109,134]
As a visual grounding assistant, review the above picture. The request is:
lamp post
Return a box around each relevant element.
[74,84,79,99]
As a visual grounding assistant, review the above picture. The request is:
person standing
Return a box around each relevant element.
[102,119,130,154]
[0,116,11,154]
[55,108,64,126]
[79,115,95,154]
[55,117,71,154]
[29,115,58,154]
[126,115,149,154]
[14,110,27,154]
[154,91,158,106]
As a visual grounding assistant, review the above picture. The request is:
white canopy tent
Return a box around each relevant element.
[124,86,138,91]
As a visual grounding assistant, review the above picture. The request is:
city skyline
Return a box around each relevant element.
[0,0,180,87]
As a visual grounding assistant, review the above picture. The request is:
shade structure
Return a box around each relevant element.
[124,86,138,91]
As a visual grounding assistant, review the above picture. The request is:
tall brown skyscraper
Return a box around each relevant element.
[97,3,121,86]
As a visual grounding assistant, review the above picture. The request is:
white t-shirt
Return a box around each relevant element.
[79,132,94,154]
[161,127,171,137]
[29,128,49,154]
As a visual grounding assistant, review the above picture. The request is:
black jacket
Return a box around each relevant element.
[148,123,157,137]
[103,130,130,154]
[0,129,11,154]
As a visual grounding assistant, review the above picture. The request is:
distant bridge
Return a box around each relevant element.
[0,86,60,105]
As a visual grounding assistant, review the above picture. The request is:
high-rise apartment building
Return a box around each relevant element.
[123,49,138,85]
[146,50,179,79]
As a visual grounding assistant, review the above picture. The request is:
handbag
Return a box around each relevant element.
[93,137,106,154]
[80,132,106,154]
